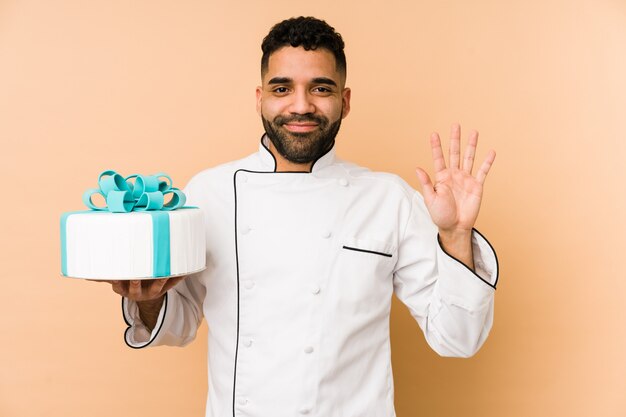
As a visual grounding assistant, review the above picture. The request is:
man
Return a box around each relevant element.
[109,16,498,417]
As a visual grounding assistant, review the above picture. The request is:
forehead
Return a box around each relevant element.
[264,46,340,84]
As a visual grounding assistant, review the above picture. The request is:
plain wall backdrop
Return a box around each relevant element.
[1,0,625,416]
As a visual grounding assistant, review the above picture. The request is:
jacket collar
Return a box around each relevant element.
[259,134,336,173]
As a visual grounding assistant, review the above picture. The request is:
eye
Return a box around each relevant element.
[272,87,289,94]
[313,86,332,93]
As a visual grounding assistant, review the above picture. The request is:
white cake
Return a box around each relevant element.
[60,209,206,280]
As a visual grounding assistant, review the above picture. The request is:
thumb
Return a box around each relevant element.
[415,167,436,202]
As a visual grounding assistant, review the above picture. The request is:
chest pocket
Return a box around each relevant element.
[328,236,397,311]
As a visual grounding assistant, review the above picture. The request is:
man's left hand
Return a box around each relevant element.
[415,124,495,267]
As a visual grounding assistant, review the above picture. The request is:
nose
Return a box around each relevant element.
[287,89,316,115]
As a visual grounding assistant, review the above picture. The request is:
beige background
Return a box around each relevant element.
[1,0,625,416]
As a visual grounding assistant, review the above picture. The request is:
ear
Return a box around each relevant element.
[341,87,351,119]
[256,86,263,116]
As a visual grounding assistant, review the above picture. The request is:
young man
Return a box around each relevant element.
[111,16,498,417]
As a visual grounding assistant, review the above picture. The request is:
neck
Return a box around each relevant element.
[267,140,313,172]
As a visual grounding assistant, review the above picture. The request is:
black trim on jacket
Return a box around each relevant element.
[122,293,168,349]
[437,228,499,289]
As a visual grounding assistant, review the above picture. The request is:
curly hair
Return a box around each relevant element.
[261,16,346,79]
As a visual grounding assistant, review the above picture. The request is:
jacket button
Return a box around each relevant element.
[338,178,349,187]
[237,397,248,406]
[244,339,253,347]
[304,346,314,354]
[240,225,252,235]
[310,285,321,295]
[321,230,331,239]
[244,280,255,290]
[299,407,311,414]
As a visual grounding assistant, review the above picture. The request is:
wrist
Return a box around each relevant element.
[137,295,165,331]
[438,229,474,270]
[137,294,165,311]
[438,228,473,244]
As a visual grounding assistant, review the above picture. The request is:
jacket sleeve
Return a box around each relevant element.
[392,191,499,358]
[122,271,207,348]
[121,175,209,349]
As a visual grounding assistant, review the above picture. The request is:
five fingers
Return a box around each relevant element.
[426,123,495,180]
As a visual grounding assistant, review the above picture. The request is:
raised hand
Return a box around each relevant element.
[415,124,495,234]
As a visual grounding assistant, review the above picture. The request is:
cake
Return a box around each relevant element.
[60,170,206,280]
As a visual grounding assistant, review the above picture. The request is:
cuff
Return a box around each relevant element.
[436,228,499,311]
[122,293,168,349]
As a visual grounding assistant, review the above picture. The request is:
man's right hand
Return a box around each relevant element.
[93,276,187,331]
[109,277,186,302]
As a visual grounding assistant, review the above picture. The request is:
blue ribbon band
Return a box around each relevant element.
[150,211,170,277]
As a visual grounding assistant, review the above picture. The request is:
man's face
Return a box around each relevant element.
[256,46,351,164]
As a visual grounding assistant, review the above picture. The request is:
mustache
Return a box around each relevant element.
[274,114,327,126]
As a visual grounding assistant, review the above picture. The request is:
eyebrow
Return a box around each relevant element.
[268,77,292,85]
[267,76,338,87]
[312,77,338,87]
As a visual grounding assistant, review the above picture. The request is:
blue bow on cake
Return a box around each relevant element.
[82,170,186,212]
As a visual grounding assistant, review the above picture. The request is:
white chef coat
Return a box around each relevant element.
[123,135,499,417]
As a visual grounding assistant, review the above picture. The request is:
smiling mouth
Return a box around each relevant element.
[283,123,319,133]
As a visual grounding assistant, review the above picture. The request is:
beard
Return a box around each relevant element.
[261,112,342,164]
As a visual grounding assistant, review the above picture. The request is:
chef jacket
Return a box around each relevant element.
[123,135,499,417]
